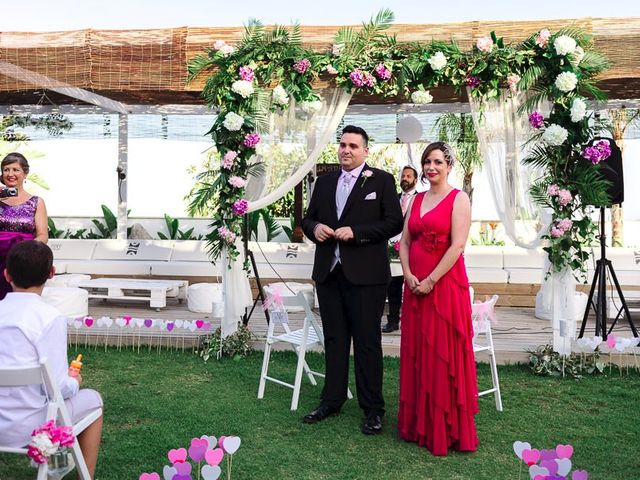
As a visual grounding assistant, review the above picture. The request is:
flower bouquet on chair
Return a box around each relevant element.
[27,419,75,478]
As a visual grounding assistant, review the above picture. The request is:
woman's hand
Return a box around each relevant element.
[404,273,420,291]
[412,275,436,296]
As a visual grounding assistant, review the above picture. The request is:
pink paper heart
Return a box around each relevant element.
[556,444,573,459]
[572,470,589,480]
[174,461,192,475]
[205,448,224,466]
[522,448,541,466]
[203,322,212,331]
[606,334,616,349]
[534,476,546,480]
[84,317,94,327]
[196,319,204,328]
[218,436,226,449]
[189,438,209,462]
[540,459,559,476]
[539,449,557,461]
[167,448,187,464]
[123,315,132,325]
[139,474,160,480]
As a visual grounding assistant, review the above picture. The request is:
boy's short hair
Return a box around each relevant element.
[6,241,53,288]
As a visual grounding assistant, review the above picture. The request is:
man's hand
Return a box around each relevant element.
[313,223,335,242]
[334,227,354,242]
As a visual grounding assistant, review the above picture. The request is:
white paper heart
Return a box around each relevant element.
[201,435,217,449]
[157,320,166,330]
[162,465,177,480]
[529,465,549,479]
[556,458,572,476]
[73,319,83,330]
[222,436,241,454]
[103,317,114,328]
[188,322,197,332]
[513,441,531,459]
[201,465,221,480]
[175,320,184,328]
[115,317,126,327]
[134,318,145,328]
[67,317,74,326]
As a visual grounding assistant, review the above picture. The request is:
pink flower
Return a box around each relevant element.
[557,218,573,232]
[558,189,573,206]
[238,66,255,82]
[393,242,400,252]
[507,74,520,94]
[476,36,494,53]
[228,176,246,188]
[536,29,551,48]
[528,111,544,129]
[243,132,260,148]
[582,140,612,165]
[360,169,374,187]
[374,63,392,80]
[232,199,249,216]
[218,226,237,244]
[293,58,311,74]
[547,184,560,196]
[27,445,46,464]
[213,40,227,50]
[221,151,237,169]
[466,76,480,88]
[550,226,564,238]
[325,65,338,75]
[349,69,376,88]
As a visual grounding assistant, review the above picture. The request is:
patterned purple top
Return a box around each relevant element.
[0,196,39,234]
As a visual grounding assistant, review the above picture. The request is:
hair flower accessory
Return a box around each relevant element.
[360,169,373,187]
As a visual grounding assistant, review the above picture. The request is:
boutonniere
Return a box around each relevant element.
[361,169,374,187]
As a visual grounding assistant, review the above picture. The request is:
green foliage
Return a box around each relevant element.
[85,205,131,239]
[471,222,505,246]
[528,344,606,378]
[1,113,73,140]
[197,324,254,361]
[246,208,282,241]
[280,216,296,242]
[157,214,201,240]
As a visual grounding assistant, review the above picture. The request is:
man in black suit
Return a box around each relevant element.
[301,125,403,434]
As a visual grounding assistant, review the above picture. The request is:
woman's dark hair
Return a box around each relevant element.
[419,142,456,183]
[6,240,53,288]
[1,152,29,185]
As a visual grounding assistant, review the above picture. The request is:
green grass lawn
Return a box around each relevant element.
[1,348,639,479]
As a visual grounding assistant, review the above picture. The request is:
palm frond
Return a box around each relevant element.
[518,86,551,115]
[518,64,544,91]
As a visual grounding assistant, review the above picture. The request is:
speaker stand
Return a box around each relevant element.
[241,214,270,326]
[578,207,638,340]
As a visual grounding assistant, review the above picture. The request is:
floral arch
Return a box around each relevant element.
[188,9,611,282]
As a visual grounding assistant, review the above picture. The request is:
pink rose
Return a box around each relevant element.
[374,63,392,80]
[476,36,494,53]
[536,29,551,48]
[221,151,237,169]
[243,133,260,148]
[293,58,311,74]
[558,189,573,206]
[238,66,255,82]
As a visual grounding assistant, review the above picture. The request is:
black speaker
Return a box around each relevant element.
[587,137,624,206]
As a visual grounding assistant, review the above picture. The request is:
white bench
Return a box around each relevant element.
[77,278,188,310]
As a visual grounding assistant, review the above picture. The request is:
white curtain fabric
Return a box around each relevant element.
[246,88,353,211]
[467,88,550,248]
[221,239,253,338]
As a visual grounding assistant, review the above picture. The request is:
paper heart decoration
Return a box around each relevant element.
[205,448,224,466]
[513,441,531,459]
[201,435,217,449]
[529,465,549,479]
[135,318,145,328]
[218,436,226,449]
[221,436,241,454]
[67,317,74,325]
[167,448,187,464]
[522,448,540,466]
[175,320,184,328]
[533,476,546,480]
[139,474,160,480]
[556,457,572,476]
[103,317,114,328]
[174,461,192,475]
[84,317,94,327]
[115,317,127,327]
[188,438,209,462]
[188,322,197,332]
[539,449,557,461]
[606,333,616,349]
[162,465,177,480]
[572,470,589,480]
[555,444,573,459]
[73,319,83,329]
[123,315,132,323]
[203,322,212,331]
[201,465,221,480]
[144,319,153,328]
[540,459,558,476]
[172,475,191,480]
[166,322,175,332]
[196,319,204,329]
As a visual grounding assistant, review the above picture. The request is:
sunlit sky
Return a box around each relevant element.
[1,0,639,31]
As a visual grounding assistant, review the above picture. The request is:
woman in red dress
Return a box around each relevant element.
[397,142,478,456]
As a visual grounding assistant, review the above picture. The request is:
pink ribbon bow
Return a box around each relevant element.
[473,299,497,324]
[262,286,284,311]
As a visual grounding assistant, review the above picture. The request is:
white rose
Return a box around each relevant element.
[554,35,577,56]
[219,44,235,56]
[299,100,323,114]
[222,112,244,131]
[570,98,587,122]
[272,85,289,107]
[569,46,585,67]
[231,80,254,98]
[427,51,447,71]
[554,71,578,92]
[542,124,569,146]
[410,90,433,104]
[32,433,58,457]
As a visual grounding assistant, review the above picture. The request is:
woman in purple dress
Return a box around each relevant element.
[0,153,49,299]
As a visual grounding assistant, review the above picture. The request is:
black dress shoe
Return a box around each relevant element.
[361,414,383,435]
[382,322,399,333]
[303,405,339,424]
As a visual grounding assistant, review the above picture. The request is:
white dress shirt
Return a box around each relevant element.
[0,292,79,447]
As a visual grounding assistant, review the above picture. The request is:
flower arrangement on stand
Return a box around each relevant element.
[27,420,75,472]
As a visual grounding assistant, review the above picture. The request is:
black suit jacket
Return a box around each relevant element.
[302,164,403,285]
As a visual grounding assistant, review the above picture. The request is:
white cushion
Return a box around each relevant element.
[188,283,223,314]
[46,274,91,288]
[151,261,220,277]
[264,282,315,312]
[92,240,173,261]
[66,261,152,276]
[41,287,88,318]
[170,241,211,262]
[49,240,97,260]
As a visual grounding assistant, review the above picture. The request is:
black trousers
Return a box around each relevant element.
[386,275,404,325]
[315,264,387,416]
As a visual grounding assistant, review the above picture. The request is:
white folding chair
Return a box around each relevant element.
[471,294,503,412]
[0,358,102,479]
[257,292,352,411]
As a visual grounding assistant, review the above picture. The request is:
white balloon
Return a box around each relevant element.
[396,115,423,143]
